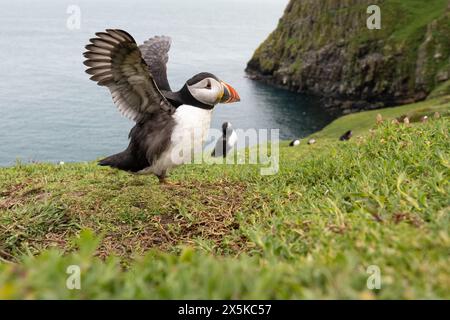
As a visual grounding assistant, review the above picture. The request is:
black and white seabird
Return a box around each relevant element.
[83,29,240,183]
[211,122,237,158]
[339,130,353,141]
[289,139,300,147]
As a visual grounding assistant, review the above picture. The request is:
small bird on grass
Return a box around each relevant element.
[289,139,301,147]
[339,130,353,141]
[211,122,237,158]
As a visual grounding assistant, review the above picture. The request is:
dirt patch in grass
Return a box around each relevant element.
[97,181,248,258]
[392,212,423,227]
[0,181,50,210]
[0,201,78,262]
[0,177,249,261]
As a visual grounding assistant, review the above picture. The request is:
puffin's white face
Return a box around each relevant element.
[186,75,240,107]
[187,77,224,106]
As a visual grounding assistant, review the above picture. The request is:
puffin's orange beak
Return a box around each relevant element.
[220,82,241,103]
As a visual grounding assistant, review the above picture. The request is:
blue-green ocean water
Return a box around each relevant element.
[0,0,334,165]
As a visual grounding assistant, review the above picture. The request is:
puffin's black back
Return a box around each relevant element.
[99,111,176,173]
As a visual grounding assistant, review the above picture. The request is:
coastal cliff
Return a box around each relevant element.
[246,0,450,113]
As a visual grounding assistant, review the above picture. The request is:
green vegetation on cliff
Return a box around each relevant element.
[1,97,449,299]
[247,0,450,111]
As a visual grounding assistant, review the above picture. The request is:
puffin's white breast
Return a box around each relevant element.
[227,130,238,147]
[171,104,213,144]
[146,105,213,175]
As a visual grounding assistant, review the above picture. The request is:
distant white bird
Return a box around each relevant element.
[289,139,301,147]
[212,122,237,158]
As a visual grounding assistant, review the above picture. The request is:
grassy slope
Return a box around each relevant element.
[0,98,449,299]
[311,95,450,140]
[429,80,450,99]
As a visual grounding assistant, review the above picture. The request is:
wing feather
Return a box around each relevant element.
[84,29,175,121]
[139,36,172,91]
[95,32,121,44]
[83,60,110,68]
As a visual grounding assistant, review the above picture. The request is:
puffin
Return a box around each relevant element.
[211,122,237,158]
[339,130,353,141]
[289,139,300,147]
[84,29,240,183]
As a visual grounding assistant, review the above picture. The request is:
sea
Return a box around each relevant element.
[0,0,335,166]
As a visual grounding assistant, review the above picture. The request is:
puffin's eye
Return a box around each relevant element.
[205,80,212,89]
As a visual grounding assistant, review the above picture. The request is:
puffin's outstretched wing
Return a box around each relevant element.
[83,29,175,122]
[139,36,172,92]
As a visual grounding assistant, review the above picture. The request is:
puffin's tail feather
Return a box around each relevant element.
[98,151,138,172]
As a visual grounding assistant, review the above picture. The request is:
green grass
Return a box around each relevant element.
[429,80,450,100]
[312,96,450,140]
[0,98,449,299]
[381,0,448,42]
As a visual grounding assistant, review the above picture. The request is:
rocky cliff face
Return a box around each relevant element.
[247,0,450,113]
